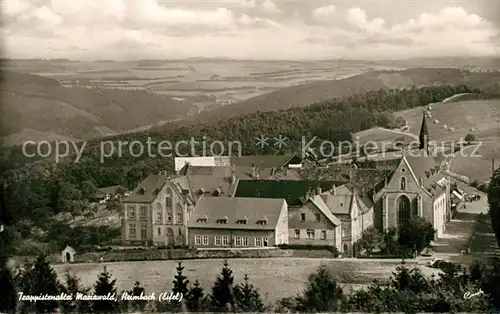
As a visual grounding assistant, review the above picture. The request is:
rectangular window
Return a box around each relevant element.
[321,230,327,240]
[263,238,269,247]
[235,237,242,246]
[156,212,162,222]
[315,213,321,222]
[301,213,306,221]
[129,207,135,218]
[243,237,249,247]
[202,235,208,245]
[222,236,229,246]
[255,237,262,247]
[215,236,222,246]
[140,206,147,218]
[195,235,202,245]
[128,224,136,237]
[176,213,182,224]
[157,227,161,236]
[140,224,147,239]
[294,229,300,239]
[306,229,315,239]
[342,227,347,237]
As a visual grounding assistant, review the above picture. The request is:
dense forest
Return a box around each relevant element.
[0,84,482,230]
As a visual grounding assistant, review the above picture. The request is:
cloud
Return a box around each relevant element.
[1,0,497,60]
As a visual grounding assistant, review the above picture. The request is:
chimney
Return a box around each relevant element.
[231,166,236,185]
[419,176,423,186]
[316,187,322,195]
[305,188,311,200]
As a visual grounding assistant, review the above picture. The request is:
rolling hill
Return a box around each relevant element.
[194,68,500,122]
[0,71,196,145]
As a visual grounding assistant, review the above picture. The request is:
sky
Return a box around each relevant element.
[1,0,499,60]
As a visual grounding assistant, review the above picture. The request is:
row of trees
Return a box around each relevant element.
[2,255,500,313]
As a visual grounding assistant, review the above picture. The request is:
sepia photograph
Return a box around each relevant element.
[0,0,500,313]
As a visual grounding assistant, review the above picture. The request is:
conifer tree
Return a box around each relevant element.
[92,266,118,313]
[295,263,344,312]
[173,261,189,295]
[186,280,205,312]
[210,260,235,312]
[19,255,61,313]
[126,281,148,312]
[61,270,91,313]
[234,274,265,312]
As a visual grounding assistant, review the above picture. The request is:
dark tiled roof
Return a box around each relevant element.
[123,174,168,203]
[403,152,445,194]
[171,175,236,203]
[188,197,286,230]
[230,154,301,168]
[233,179,345,206]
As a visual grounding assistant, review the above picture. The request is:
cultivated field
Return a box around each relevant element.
[52,258,440,304]
[450,142,500,182]
[396,99,500,143]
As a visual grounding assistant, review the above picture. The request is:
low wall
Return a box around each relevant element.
[49,248,335,264]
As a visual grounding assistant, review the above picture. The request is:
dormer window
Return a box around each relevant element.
[198,188,205,195]
[425,171,431,178]
[197,215,208,223]
[216,216,228,224]
[139,187,146,194]
[236,217,248,224]
[256,217,268,225]
[153,188,161,194]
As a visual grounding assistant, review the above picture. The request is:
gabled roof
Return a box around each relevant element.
[123,174,168,203]
[170,175,235,203]
[233,179,345,207]
[403,152,446,195]
[320,183,374,215]
[188,197,286,230]
[63,246,76,254]
[309,195,342,226]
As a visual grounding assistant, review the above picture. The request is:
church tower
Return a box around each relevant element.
[419,109,429,154]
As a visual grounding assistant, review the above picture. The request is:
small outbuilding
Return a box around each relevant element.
[61,246,76,263]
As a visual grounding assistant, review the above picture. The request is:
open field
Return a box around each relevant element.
[450,143,500,182]
[52,258,440,303]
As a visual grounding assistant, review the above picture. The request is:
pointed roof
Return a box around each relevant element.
[419,109,429,150]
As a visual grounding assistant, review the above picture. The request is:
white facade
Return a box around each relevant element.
[433,192,447,238]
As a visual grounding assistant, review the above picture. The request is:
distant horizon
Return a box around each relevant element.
[2,55,499,63]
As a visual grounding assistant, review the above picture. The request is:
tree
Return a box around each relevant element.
[125,281,148,312]
[19,255,61,313]
[489,168,500,247]
[398,217,436,256]
[157,262,189,312]
[464,133,476,144]
[210,260,235,312]
[186,280,206,312]
[92,266,118,313]
[357,226,380,255]
[234,274,265,312]
[60,270,91,313]
[295,263,344,312]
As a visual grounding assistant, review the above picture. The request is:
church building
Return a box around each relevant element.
[372,110,451,239]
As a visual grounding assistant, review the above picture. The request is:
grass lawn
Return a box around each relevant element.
[52,258,439,304]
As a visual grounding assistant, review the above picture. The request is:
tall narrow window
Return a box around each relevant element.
[400,177,406,190]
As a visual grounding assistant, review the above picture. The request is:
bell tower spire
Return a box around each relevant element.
[419,109,429,154]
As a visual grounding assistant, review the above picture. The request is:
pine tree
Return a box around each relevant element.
[19,255,61,313]
[295,263,344,312]
[126,281,148,312]
[234,274,265,312]
[173,262,189,295]
[186,280,205,312]
[210,260,235,312]
[92,266,118,313]
[61,270,91,313]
